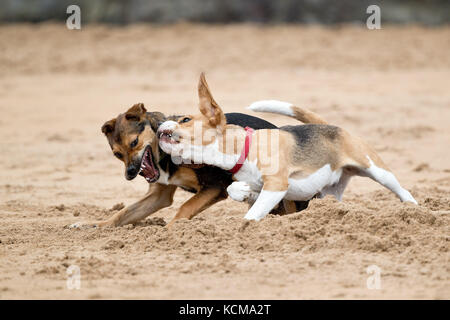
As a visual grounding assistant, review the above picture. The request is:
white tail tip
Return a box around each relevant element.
[247,100,294,117]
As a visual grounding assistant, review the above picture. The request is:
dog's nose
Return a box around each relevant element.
[126,165,138,180]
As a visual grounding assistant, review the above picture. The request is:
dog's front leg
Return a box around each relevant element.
[106,183,177,227]
[243,189,287,221]
[227,181,259,202]
[69,183,177,228]
[243,177,288,221]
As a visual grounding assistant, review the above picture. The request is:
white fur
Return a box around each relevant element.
[320,172,351,201]
[244,190,287,221]
[364,156,417,204]
[247,100,294,117]
[233,159,263,191]
[227,181,259,202]
[158,124,242,169]
[242,164,347,220]
[285,164,342,201]
[186,139,240,169]
[158,120,261,174]
[157,120,178,133]
[156,168,170,185]
[158,120,185,157]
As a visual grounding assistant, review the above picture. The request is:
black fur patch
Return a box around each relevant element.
[195,165,234,189]
[158,153,179,178]
[147,111,166,132]
[281,124,340,148]
[225,113,278,130]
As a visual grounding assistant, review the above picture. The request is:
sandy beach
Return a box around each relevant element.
[0,23,449,299]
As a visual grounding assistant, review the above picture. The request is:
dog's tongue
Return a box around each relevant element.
[139,149,159,182]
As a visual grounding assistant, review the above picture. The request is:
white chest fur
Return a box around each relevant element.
[233,159,263,191]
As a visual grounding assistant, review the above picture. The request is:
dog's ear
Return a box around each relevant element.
[147,111,166,132]
[125,103,147,121]
[198,72,226,130]
[101,118,116,135]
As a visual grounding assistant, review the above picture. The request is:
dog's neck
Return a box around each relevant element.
[195,124,250,171]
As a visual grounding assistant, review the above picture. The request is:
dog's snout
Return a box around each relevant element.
[157,120,178,135]
[126,165,139,180]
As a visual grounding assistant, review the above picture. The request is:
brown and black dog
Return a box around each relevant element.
[70,92,327,228]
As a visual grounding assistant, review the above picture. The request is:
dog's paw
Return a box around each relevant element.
[227,181,252,202]
[244,210,266,221]
[66,221,100,229]
[244,212,259,221]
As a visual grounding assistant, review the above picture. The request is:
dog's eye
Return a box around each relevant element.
[180,117,191,123]
[114,152,123,159]
[130,138,138,148]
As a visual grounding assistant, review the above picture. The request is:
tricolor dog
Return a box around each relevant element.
[157,73,418,221]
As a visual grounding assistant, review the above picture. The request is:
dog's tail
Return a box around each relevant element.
[247,100,328,125]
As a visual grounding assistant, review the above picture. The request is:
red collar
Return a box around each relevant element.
[229,126,254,174]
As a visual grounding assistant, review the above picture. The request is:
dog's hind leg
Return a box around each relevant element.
[341,132,417,204]
[319,171,352,201]
[69,183,177,228]
[360,156,417,204]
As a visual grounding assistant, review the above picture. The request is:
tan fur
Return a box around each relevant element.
[282,199,297,214]
[171,167,201,190]
[292,106,329,125]
[167,187,227,228]
[198,72,226,130]
[339,130,389,170]
[102,103,161,170]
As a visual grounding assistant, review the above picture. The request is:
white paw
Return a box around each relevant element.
[243,211,263,221]
[400,189,418,205]
[405,197,418,205]
[227,181,252,202]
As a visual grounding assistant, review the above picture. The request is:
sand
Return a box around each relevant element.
[0,23,449,299]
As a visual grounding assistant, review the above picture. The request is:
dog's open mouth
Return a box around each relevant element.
[138,146,160,183]
[159,130,180,144]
